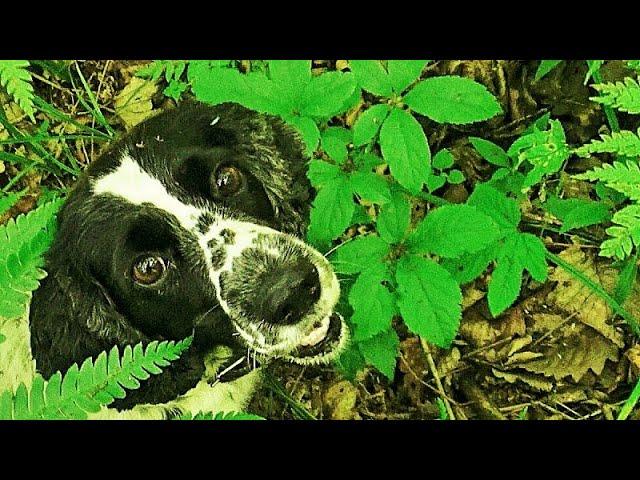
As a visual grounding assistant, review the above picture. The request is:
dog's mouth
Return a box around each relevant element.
[281,312,346,364]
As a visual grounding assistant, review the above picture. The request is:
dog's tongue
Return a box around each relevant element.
[299,315,331,347]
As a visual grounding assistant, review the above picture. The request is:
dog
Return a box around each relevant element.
[25,100,347,419]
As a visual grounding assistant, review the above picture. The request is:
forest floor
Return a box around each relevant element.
[2,60,639,420]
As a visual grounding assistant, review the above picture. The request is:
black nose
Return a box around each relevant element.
[257,259,321,325]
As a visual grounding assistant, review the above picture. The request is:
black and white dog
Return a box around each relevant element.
[27,101,347,419]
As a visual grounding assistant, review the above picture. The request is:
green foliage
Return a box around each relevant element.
[574,129,640,158]
[534,60,563,81]
[543,196,611,233]
[0,189,27,217]
[0,199,64,319]
[590,76,640,114]
[178,411,265,420]
[137,60,189,101]
[0,337,193,419]
[0,60,36,121]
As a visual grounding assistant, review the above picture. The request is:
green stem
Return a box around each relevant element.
[617,376,640,420]
[545,250,640,334]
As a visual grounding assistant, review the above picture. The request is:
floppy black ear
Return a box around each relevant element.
[29,261,147,379]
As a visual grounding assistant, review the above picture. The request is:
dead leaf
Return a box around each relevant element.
[114,77,159,130]
[324,381,359,420]
[492,368,554,392]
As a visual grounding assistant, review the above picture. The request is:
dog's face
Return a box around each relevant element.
[29,102,347,399]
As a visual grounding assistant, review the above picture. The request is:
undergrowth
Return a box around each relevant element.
[2,59,640,419]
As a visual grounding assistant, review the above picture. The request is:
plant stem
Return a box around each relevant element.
[617,376,640,420]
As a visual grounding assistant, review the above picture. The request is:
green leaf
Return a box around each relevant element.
[307,176,355,248]
[0,190,27,217]
[426,173,446,192]
[336,342,366,382]
[349,264,396,341]
[534,60,563,81]
[432,149,455,169]
[387,60,428,93]
[350,171,391,204]
[358,328,400,380]
[396,255,462,348]
[307,160,341,188]
[299,71,357,117]
[574,130,640,158]
[376,190,411,243]
[268,60,311,92]
[349,60,393,97]
[487,233,548,316]
[331,235,390,274]
[590,76,640,115]
[507,119,570,188]
[443,243,500,285]
[543,196,611,233]
[0,60,36,121]
[447,169,465,185]
[404,75,502,124]
[162,79,187,101]
[321,127,352,164]
[379,108,431,193]
[599,205,640,260]
[407,204,501,258]
[284,115,320,155]
[352,104,390,146]
[614,254,638,304]
[467,183,521,232]
[469,136,510,167]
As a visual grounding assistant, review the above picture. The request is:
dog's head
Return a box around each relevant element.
[29,101,347,389]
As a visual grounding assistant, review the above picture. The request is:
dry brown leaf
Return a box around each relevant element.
[518,325,619,382]
[492,368,554,392]
[324,380,359,420]
[548,246,625,348]
[115,77,159,130]
[459,305,526,348]
[626,345,640,378]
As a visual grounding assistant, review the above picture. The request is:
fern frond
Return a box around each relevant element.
[178,411,265,420]
[0,337,193,420]
[591,77,640,115]
[628,60,640,73]
[575,161,640,201]
[136,61,187,83]
[0,60,36,120]
[0,190,26,218]
[574,129,640,158]
[598,205,640,260]
[0,199,64,319]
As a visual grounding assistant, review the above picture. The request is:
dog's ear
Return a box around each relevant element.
[29,259,146,379]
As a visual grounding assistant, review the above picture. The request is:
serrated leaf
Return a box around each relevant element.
[307,160,341,188]
[396,255,462,348]
[404,75,502,124]
[349,264,396,341]
[352,104,390,146]
[574,130,640,158]
[488,247,523,317]
[358,328,400,380]
[331,234,390,274]
[350,171,391,204]
[442,243,500,285]
[0,190,27,217]
[469,136,510,167]
[284,115,320,155]
[299,72,357,118]
[387,60,428,94]
[591,76,640,114]
[321,127,352,164]
[268,60,311,93]
[376,190,411,243]
[407,204,500,258]
[349,60,393,97]
[307,176,355,248]
[543,196,611,233]
[379,108,431,193]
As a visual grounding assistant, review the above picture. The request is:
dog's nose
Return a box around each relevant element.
[257,259,321,325]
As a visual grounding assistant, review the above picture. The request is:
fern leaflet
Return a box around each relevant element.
[0,337,193,419]
[574,129,640,158]
[0,199,64,319]
[0,60,36,120]
[0,190,26,217]
[591,76,640,115]
[575,160,640,202]
[178,411,265,420]
[599,205,640,260]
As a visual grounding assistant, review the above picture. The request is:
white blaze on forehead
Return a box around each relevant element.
[92,154,203,231]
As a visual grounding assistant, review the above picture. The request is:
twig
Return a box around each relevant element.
[420,338,456,420]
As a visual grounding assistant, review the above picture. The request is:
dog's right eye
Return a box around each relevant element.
[131,255,167,286]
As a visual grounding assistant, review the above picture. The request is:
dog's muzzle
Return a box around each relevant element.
[197,218,347,365]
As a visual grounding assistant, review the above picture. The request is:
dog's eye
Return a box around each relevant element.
[132,255,167,286]
[212,165,244,197]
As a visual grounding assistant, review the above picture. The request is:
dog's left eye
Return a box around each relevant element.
[131,255,167,286]
[211,165,244,197]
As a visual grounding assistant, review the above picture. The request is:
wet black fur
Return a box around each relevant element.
[29,101,311,409]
